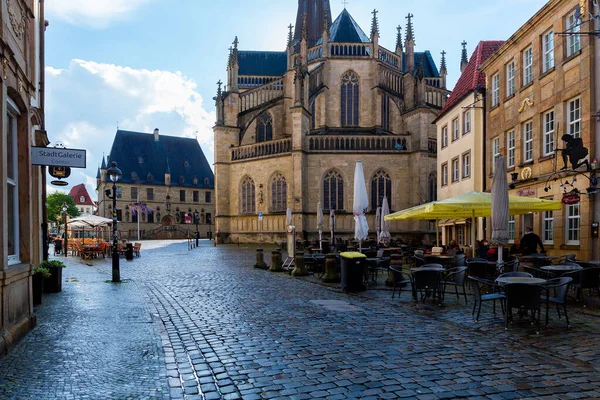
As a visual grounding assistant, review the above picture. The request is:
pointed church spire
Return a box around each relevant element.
[460,41,468,72]
[405,13,415,45]
[370,9,379,39]
[294,0,332,48]
[101,154,107,169]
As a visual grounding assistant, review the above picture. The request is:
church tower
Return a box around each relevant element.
[294,0,332,47]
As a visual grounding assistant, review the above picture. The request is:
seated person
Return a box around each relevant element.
[509,239,521,255]
[448,240,460,251]
[476,239,489,259]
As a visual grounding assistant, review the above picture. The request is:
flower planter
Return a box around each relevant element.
[32,273,44,305]
[43,266,62,293]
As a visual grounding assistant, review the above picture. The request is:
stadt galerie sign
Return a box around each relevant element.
[31,147,87,168]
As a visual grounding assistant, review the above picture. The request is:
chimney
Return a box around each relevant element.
[153,128,159,141]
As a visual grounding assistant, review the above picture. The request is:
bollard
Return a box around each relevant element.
[254,248,268,269]
[386,254,402,286]
[321,253,340,283]
[269,249,283,272]
[291,251,308,276]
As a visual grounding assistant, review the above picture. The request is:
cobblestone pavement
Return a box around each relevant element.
[2,240,600,399]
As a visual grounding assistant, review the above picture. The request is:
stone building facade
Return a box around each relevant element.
[434,41,504,246]
[214,1,450,244]
[481,0,599,260]
[0,0,47,353]
[97,129,215,240]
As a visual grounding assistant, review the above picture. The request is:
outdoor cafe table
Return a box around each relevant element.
[540,264,582,278]
[518,255,560,268]
[427,255,455,268]
[495,276,547,285]
[411,266,445,273]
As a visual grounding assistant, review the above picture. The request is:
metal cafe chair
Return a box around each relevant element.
[468,276,506,322]
[442,266,468,303]
[389,265,415,301]
[562,267,600,304]
[504,283,543,335]
[542,277,573,328]
[413,268,444,306]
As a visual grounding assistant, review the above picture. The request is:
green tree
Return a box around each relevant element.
[47,192,80,232]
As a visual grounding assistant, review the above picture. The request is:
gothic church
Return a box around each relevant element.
[213,0,450,244]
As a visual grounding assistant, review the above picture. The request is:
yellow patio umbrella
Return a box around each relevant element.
[385,191,562,246]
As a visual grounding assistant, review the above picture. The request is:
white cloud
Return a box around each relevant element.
[46,0,153,28]
[45,60,215,201]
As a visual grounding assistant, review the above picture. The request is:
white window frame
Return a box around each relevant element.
[566,11,581,57]
[492,137,500,172]
[543,110,555,156]
[462,152,471,178]
[543,30,554,73]
[452,118,459,141]
[7,99,20,266]
[441,163,448,186]
[451,158,459,182]
[523,121,533,162]
[567,97,581,138]
[508,215,515,243]
[506,61,515,97]
[491,74,500,107]
[542,210,554,244]
[463,111,471,134]
[441,126,448,148]
[566,203,580,245]
[523,47,533,86]
[507,130,515,168]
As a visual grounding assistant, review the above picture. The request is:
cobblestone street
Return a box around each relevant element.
[2,240,600,399]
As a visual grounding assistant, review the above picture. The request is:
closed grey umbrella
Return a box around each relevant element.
[490,156,510,269]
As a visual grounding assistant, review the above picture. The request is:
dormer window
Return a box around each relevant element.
[147,173,153,181]
[138,157,144,164]
[204,177,209,186]
[193,177,198,185]
[131,172,138,180]
[80,196,85,203]
[184,161,190,168]
[179,176,185,185]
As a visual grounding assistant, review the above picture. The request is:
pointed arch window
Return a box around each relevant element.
[371,170,391,210]
[257,113,273,142]
[310,98,316,130]
[341,71,359,126]
[428,173,437,202]
[271,173,287,212]
[241,177,256,214]
[323,170,344,211]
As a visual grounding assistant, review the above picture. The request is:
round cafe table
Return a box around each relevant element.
[495,276,547,285]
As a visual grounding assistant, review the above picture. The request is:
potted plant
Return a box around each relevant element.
[40,260,66,293]
[32,265,51,305]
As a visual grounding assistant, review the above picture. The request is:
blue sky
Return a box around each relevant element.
[45,0,549,199]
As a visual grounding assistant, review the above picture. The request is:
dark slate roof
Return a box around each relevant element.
[327,9,370,43]
[294,0,332,48]
[402,51,440,78]
[96,167,100,179]
[238,51,287,77]
[107,130,214,188]
[438,40,504,117]
[69,184,95,206]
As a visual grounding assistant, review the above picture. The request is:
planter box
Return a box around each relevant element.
[43,267,62,293]
[32,273,44,305]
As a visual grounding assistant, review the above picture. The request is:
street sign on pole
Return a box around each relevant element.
[31,147,87,168]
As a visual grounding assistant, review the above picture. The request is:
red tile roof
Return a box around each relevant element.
[438,40,505,118]
[68,184,95,206]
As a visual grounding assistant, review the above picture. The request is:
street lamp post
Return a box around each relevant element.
[107,161,122,282]
[62,202,68,258]
[194,209,200,247]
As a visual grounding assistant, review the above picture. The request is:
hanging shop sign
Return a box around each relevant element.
[562,192,581,205]
[31,147,87,168]
[49,166,71,179]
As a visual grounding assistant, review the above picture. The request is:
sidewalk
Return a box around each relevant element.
[0,255,169,400]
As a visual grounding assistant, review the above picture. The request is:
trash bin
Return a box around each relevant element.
[340,252,367,292]
[125,243,134,261]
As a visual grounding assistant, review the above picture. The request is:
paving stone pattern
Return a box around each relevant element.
[2,240,600,399]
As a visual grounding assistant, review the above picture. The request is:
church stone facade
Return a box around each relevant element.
[213,0,450,244]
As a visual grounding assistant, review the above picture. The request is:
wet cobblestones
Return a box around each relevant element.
[2,240,600,399]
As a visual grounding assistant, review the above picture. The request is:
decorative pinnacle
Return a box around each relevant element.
[227,46,233,67]
[217,80,223,96]
[405,13,414,44]
[461,41,468,66]
[233,36,239,50]
[301,13,308,42]
[396,25,403,50]
[440,50,447,73]
[371,9,379,38]
[287,23,294,47]
[323,9,329,35]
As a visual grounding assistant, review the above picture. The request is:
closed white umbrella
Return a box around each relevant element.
[375,206,381,245]
[490,156,510,270]
[317,201,324,251]
[379,196,391,245]
[330,209,335,244]
[353,161,369,251]
[286,207,292,227]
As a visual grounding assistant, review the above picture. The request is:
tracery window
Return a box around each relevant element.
[323,170,344,211]
[341,71,359,126]
[371,170,391,210]
[241,177,256,214]
[257,113,273,142]
[271,173,287,212]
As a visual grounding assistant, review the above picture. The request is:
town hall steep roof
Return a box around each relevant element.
[69,184,95,206]
[107,130,214,188]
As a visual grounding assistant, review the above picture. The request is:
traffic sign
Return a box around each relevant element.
[258,212,263,221]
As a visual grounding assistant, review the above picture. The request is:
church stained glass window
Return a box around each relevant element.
[341,71,359,126]
[323,170,344,211]
[271,173,287,212]
[371,170,391,210]
[257,113,273,142]
[241,177,256,214]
